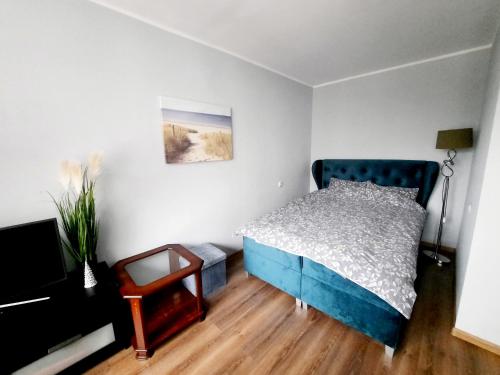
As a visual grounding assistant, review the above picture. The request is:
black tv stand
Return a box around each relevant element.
[0,263,130,375]
[0,296,52,309]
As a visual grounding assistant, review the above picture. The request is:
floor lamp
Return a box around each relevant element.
[423,128,473,266]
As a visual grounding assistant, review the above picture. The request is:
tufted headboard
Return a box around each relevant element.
[312,159,439,208]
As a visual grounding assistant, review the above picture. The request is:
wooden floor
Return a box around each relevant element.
[87,253,500,375]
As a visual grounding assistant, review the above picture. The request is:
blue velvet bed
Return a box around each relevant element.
[243,159,439,353]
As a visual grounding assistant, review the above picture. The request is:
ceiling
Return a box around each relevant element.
[90,0,500,87]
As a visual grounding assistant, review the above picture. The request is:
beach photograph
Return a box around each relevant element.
[160,97,233,164]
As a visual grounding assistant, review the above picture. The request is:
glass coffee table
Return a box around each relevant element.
[113,244,205,359]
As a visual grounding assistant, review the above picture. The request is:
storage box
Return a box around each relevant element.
[181,243,227,297]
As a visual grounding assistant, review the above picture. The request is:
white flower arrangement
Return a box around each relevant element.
[59,152,103,194]
[52,152,103,265]
[88,151,104,180]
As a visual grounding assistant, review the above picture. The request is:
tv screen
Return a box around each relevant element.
[0,218,67,304]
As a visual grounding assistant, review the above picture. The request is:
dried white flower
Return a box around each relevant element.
[59,160,72,191]
[88,151,104,179]
[69,161,83,195]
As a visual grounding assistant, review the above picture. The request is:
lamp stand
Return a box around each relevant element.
[424,149,456,266]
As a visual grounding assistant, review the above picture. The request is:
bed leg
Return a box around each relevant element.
[294,299,309,311]
[384,345,394,360]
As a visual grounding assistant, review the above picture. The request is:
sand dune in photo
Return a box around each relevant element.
[200,132,232,160]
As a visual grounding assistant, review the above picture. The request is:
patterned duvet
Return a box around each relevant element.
[237,183,427,318]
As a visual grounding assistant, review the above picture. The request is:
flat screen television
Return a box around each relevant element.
[0,218,67,304]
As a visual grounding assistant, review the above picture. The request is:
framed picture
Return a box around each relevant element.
[160,97,233,164]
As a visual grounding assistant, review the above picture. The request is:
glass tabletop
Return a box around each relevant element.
[124,248,191,286]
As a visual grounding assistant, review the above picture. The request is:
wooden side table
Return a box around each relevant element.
[113,244,205,359]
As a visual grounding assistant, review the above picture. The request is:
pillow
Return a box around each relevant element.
[367,181,419,201]
[328,177,367,189]
[328,178,371,200]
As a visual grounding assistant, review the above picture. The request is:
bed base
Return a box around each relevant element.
[243,237,405,351]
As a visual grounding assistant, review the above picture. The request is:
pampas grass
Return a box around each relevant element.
[88,151,103,179]
[52,153,102,263]
[69,162,83,195]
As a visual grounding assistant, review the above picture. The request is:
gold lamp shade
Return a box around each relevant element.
[436,128,473,149]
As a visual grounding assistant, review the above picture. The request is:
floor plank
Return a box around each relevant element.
[87,253,500,375]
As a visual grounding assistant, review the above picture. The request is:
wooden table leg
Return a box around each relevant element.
[128,298,150,360]
[194,271,205,321]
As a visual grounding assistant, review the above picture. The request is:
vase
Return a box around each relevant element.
[84,259,98,288]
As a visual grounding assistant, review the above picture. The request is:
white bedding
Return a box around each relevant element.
[237,183,426,318]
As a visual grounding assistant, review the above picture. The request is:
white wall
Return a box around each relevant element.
[311,50,490,247]
[0,0,312,265]
[455,27,500,345]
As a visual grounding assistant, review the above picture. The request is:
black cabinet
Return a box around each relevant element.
[0,263,130,375]
[0,299,51,373]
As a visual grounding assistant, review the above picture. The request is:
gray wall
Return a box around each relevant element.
[455,26,500,345]
[0,0,312,265]
[311,50,490,247]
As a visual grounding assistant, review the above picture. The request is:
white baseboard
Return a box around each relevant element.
[452,327,500,356]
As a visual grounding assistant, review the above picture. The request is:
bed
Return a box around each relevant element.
[240,159,439,355]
